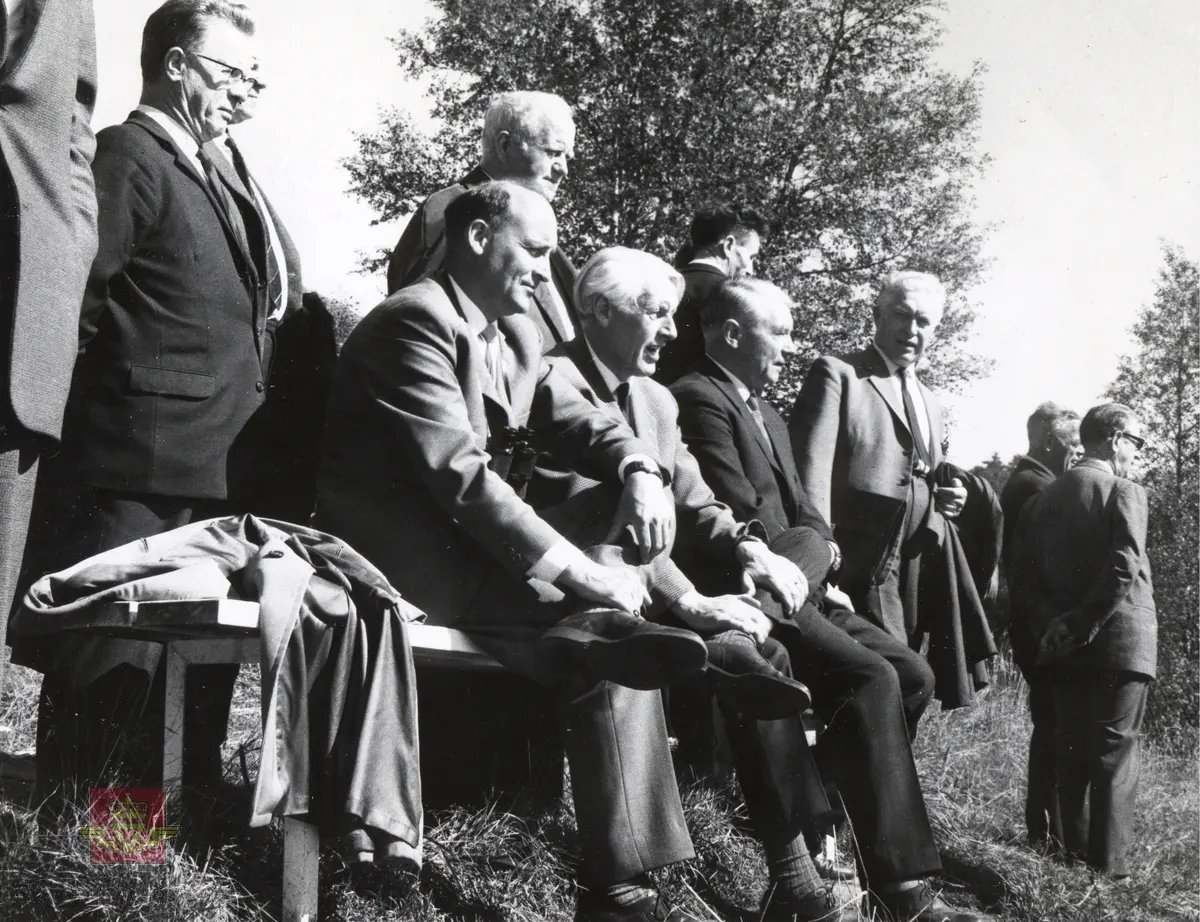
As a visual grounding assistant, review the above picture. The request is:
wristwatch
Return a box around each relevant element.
[624,458,671,486]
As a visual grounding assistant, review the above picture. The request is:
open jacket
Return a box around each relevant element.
[12,515,424,864]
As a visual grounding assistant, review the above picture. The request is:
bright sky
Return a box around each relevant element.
[92,0,1199,467]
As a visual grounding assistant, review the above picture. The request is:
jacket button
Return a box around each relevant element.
[255,381,265,393]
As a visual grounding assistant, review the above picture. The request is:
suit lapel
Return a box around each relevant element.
[701,357,783,477]
[127,113,259,297]
[861,348,911,437]
[0,0,47,80]
[440,275,512,428]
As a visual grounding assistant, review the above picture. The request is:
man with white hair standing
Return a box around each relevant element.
[788,271,967,644]
[386,90,579,349]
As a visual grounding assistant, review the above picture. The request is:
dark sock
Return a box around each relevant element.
[766,832,823,901]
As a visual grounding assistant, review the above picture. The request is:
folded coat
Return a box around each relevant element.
[12,514,424,865]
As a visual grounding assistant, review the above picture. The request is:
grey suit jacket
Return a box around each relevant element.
[529,338,753,613]
[315,275,657,624]
[1010,458,1157,678]
[788,346,944,596]
[0,0,98,440]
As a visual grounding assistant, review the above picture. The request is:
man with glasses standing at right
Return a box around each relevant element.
[1010,403,1157,879]
[20,0,294,801]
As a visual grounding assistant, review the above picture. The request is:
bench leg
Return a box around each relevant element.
[163,645,187,790]
[283,817,319,922]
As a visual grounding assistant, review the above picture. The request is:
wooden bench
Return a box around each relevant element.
[158,617,499,922]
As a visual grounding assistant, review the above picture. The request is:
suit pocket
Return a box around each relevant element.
[128,364,216,399]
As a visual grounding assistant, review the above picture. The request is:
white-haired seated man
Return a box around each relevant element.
[385,89,580,349]
[526,246,852,922]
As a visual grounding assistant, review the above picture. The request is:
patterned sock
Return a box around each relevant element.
[766,832,823,901]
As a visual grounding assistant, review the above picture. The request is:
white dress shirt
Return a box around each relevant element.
[871,343,932,455]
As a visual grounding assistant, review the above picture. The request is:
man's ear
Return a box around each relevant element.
[592,296,614,327]
[163,47,188,82]
[721,318,742,348]
[466,218,491,257]
[720,235,738,260]
[493,131,514,167]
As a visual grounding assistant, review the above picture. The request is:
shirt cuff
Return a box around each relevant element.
[527,540,589,584]
[617,454,659,483]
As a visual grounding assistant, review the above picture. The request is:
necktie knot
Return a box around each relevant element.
[614,382,631,416]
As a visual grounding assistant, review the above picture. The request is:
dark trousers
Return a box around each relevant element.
[1026,674,1061,844]
[25,485,239,809]
[1051,669,1149,877]
[0,432,40,696]
[771,602,941,886]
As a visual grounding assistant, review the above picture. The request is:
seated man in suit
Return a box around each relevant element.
[532,246,860,922]
[1000,402,1080,847]
[654,202,768,385]
[317,180,714,922]
[1010,403,1156,879]
[787,271,967,644]
[386,90,579,349]
[671,278,992,922]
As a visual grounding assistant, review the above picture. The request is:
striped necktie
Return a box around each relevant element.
[899,367,932,468]
[223,138,284,320]
[746,393,771,444]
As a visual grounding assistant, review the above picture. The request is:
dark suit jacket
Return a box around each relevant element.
[788,346,945,601]
[314,275,657,625]
[999,455,1054,564]
[385,165,580,351]
[56,111,275,501]
[1010,458,1157,678]
[529,338,754,613]
[0,0,97,440]
[671,358,833,595]
[653,262,727,385]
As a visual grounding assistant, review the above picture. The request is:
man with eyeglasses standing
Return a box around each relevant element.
[19,0,291,804]
[1010,403,1157,879]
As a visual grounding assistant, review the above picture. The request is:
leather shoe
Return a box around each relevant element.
[813,852,857,882]
[575,892,705,921]
[759,885,861,921]
[866,883,993,922]
[704,631,812,719]
[539,609,708,690]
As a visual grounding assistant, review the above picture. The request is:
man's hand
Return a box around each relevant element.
[558,557,652,614]
[934,477,967,518]
[606,470,676,564]
[1036,615,1078,664]
[736,541,808,616]
[823,584,855,612]
[672,590,771,646]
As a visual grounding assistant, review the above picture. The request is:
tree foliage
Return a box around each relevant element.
[969,451,1018,497]
[1107,244,1199,745]
[344,0,994,400]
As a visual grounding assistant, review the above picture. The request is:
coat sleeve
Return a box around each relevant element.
[787,356,842,527]
[385,200,428,295]
[78,132,157,351]
[1065,481,1150,644]
[69,0,99,276]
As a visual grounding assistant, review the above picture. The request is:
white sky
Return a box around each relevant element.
[92,0,1199,467]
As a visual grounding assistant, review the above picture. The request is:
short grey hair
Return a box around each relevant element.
[481,91,573,155]
[1027,401,1080,447]
[575,247,683,321]
[874,271,946,319]
[700,277,791,334]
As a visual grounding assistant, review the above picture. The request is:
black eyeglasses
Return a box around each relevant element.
[189,52,266,93]
[1119,432,1146,451]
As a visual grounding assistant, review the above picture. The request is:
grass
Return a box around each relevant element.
[0,651,1196,921]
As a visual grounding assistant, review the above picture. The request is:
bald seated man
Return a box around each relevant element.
[318,180,721,922]
[386,90,580,350]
